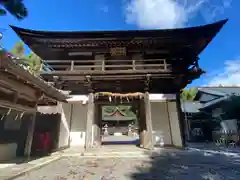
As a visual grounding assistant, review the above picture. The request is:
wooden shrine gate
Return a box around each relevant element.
[85,92,154,150]
[10,19,228,151]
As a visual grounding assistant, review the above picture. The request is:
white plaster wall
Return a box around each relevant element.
[150,94,176,101]
[70,103,88,147]
[58,103,71,149]
[150,102,172,146]
[168,101,183,147]
[0,143,17,161]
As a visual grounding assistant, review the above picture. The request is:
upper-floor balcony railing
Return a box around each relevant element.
[42,59,172,73]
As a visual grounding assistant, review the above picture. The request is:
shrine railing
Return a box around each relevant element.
[42,59,172,72]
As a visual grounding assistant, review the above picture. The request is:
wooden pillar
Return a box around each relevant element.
[93,103,101,147]
[85,93,94,149]
[139,99,146,147]
[143,92,154,150]
[24,112,36,158]
[176,93,186,147]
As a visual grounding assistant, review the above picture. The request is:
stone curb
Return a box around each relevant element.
[63,154,150,158]
[4,155,62,180]
[186,147,240,157]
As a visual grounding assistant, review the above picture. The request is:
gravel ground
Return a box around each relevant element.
[15,150,240,180]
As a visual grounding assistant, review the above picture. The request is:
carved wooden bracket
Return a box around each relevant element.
[144,74,151,91]
[85,75,93,93]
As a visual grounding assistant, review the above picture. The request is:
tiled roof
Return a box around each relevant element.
[181,101,203,113]
[0,48,67,102]
[199,87,240,96]
[182,87,240,113]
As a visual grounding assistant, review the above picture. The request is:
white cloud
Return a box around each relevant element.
[124,0,232,29]
[206,60,240,86]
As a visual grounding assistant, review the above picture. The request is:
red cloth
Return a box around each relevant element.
[43,132,50,151]
[37,132,50,151]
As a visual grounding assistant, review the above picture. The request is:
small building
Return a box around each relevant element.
[10,19,227,150]
[0,48,67,160]
[101,106,137,133]
[182,86,240,142]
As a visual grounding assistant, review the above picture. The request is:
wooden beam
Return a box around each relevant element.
[0,99,36,112]
[45,64,169,70]
[58,73,177,81]
[2,58,67,102]
[0,85,39,104]
[0,74,38,100]
[45,59,168,63]
[41,69,172,76]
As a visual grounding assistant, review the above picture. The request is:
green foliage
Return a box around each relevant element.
[0,0,27,20]
[181,88,197,101]
[10,42,25,57]
[26,52,42,74]
[10,42,42,75]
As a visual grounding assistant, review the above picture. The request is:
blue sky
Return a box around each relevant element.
[0,0,239,87]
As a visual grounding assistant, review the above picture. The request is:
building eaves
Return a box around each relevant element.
[199,96,229,110]
[181,101,203,113]
[198,88,226,96]
[199,87,240,96]
[0,48,68,102]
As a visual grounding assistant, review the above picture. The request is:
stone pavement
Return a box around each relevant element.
[13,149,240,180]
[0,152,62,180]
[1,145,240,180]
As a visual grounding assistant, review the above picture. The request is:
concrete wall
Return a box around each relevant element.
[168,101,183,147]
[0,110,26,160]
[65,94,182,148]
[70,103,88,147]
[151,102,172,146]
[151,101,183,147]
[0,143,17,161]
[58,103,72,149]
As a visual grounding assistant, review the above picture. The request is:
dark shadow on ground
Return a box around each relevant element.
[130,149,240,180]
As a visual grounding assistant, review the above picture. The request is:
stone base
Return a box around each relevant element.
[127,131,133,137]
[114,132,122,136]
